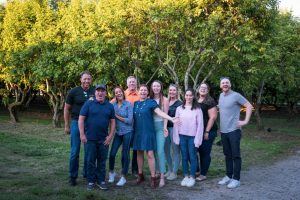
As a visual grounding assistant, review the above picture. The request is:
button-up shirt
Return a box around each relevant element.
[113,100,133,135]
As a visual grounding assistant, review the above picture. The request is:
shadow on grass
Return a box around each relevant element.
[0,113,299,199]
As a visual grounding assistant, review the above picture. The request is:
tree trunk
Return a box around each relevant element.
[52,108,62,128]
[287,101,297,120]
[7,86,31,123]
[8,102,19,123]
[255,80,265,130]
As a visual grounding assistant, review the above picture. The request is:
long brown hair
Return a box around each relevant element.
[149,80,164,109]
[113,86,125,102]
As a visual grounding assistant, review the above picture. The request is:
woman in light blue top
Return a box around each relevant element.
[108,86,133,186]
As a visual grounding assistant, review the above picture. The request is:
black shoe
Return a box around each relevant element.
[97,182,108,190]
[69,178,77,186]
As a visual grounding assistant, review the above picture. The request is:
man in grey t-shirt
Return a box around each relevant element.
[217,77,253,189]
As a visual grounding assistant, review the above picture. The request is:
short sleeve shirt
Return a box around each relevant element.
[199,99,218,131]
[80,99,115,141]
[218,90,248,133]
[167,100,182,127]
[65,86,95,120]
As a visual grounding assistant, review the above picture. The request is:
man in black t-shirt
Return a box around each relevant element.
[64,71,95,186]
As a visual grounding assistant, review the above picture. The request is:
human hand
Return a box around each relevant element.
[172,117,180,125]
[204,132,209,140]
[237,120,248,128]
[104,135,113,146]
[164,128,168,138]
[80,134,87,143]
[65,127,70,135]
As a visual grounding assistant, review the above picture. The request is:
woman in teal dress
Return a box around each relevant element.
[133,84,176,188]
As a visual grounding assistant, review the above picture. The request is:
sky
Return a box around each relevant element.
[0,0,299,17]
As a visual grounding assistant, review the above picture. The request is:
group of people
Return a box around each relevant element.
[64,71,253,191]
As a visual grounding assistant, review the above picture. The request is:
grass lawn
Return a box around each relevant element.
[0,113,299,199]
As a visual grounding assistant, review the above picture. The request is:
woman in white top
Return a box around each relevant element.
[149,80,169,187]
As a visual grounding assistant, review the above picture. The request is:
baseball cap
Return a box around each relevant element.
[95,84,106,90]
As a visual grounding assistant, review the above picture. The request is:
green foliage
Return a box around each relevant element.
[0,0,299,124]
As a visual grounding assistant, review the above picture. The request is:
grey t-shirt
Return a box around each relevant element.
[218,90,248,133]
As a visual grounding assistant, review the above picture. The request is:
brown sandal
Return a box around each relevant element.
[150,176,156,188]
[136,173,145,184]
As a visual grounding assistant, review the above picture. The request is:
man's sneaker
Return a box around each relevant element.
[218,176,231,185]
[69,178,77,186]
[186,177,196,187]
[108,172,116,183]
[167,173,177,180]
[97,181,108,190]
[227,179,240,189]
[87,182,95,191]
[180,177,189,186]
[116,176,126,186]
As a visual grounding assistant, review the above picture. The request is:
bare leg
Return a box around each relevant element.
[146,150,155,177]
[137,150,144,174]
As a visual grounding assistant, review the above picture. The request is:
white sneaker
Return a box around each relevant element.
[167,172,177,180]
[108,172,116,183]
[218,176,231,185]
[227,179,240,189]
[186,177,196,187]
[116,176,126,186]
[181,177,189,186]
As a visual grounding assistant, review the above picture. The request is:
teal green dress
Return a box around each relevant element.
[133,99,158,150]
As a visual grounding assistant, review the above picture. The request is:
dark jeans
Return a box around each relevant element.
[130,134,138,174]
[109,132,132,176]
[69,120,87,178]
[197,130,217,176]
[86,140,109,183]
[179,135,197,177]
[221,129,241,180]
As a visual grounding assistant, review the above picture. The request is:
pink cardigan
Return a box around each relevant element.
[173,105,204,148]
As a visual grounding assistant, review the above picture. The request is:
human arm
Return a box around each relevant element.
[78,115,87,143]
[154,107,178,124]
[237,102,253,127]
[115,102,133,125]
[64,103,72,135]
[204,106,218,140]
[194,109,204,148]
[163,97,169,137]
[172,107,180,145]
[104,119,116,145]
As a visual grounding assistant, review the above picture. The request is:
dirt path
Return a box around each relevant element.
[165,150,300,200]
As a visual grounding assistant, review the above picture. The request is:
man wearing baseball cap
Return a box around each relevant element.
[79,84,116,191]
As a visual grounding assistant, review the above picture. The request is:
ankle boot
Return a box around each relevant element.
[150,176,156,189]
[136,173,145,184]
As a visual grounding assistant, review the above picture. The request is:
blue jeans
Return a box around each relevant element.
[154,121,166,173]
[221,129,241,180]
[179,135,197,177]
[198,130,217,176]
[69,120,87,178]
[165,127,181,173]
[109,132,132,176]
[86,140,109,183]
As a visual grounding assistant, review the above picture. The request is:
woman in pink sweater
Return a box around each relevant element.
[173,88,204,187]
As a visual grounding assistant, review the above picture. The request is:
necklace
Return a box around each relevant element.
[135,100,146,116]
